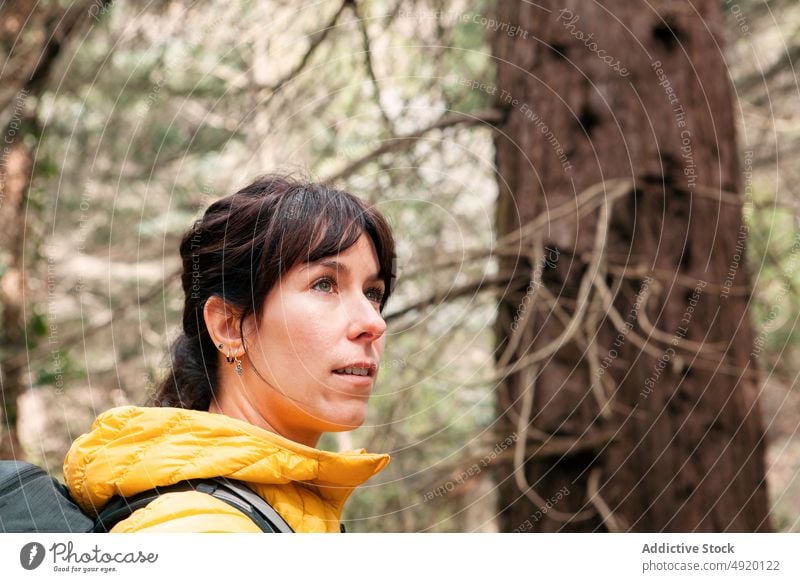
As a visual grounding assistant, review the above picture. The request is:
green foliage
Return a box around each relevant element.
[35,349,86,388]
[745,187,800,377]
[29,310,49,340]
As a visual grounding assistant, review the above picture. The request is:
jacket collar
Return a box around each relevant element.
[64,405,390,517]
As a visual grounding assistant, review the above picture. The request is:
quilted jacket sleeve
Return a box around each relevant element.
[109,491,263,533]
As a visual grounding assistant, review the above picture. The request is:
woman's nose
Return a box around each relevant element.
[348,295,387,339]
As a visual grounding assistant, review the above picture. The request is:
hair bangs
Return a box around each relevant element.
[280,185,396,310]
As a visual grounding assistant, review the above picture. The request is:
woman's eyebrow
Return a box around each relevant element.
[308,259,381,282]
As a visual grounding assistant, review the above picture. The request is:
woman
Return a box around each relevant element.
[63,174,397,533]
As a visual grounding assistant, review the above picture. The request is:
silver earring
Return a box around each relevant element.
[234,355,243,376]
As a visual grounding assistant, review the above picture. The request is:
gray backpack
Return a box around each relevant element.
[0,460,295,533]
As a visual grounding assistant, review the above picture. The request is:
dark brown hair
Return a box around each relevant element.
[152,173,397,410]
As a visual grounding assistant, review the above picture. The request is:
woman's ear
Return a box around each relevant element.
[204,296,244,353]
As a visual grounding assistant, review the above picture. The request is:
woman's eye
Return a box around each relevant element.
[312,277,336,293]
[312,276,384,304]
[366,287,385,304]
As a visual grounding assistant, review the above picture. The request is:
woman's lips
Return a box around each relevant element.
[332,362,377,376]
[331,370,375,389]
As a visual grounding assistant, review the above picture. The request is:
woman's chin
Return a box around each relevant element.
[320,408,368,432]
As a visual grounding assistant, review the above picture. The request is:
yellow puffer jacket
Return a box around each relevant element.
[63,406,390,533]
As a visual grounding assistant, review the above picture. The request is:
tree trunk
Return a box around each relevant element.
[490,0,770,532]
[0,119,33,461]
[0,1,99,459]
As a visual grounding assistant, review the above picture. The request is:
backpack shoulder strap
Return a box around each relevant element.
[94,478,294,533]
[206,478,294,533]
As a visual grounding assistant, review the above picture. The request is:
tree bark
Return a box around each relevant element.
[0,117,33,461]
[490,0,770,532]
[0,1,101,459]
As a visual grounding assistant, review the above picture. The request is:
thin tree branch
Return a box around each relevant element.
[493,180,621,377]
[735,42,800,93]
[5,266,182,376]
[324,109,505,183]
[261,0,352,106]
[418,424,615,495]
[512,363,597,523]
[592,274,761,380]
[384,272,519,324]
[586,467,624,532]
[352,1,394,131]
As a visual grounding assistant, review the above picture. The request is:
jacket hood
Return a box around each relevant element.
[64,406,390,520]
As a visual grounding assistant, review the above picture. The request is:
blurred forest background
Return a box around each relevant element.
[0,0,798,532]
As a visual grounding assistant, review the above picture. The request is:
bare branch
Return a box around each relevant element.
[384,272,519,325]
[352,1,394,131]
[586,468,624,532]
[512,363,597,523]
[5,266,182,376]
[324,109,505,183]
[735,42,800,93]
[262,0,352,105]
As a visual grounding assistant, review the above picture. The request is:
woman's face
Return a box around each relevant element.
[240,232,387,446]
